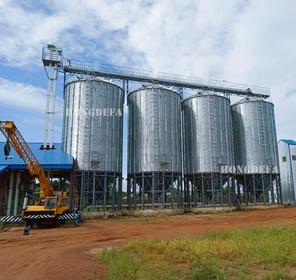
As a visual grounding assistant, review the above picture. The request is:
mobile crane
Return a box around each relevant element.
[0,121,70,226]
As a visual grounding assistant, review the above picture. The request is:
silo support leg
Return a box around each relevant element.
[103,176,107,213]
[92,173,95,207]
[162,174,165,209]
[176,179,180,207]
[141,175,144,210]
[112,177,116,211]
[262,174,266,204]
[270,173,274,204]
[170,174,174,209]
[212,177,215,205]
[133,179,136,210]
[252,174,257,204]
[152,176,155,209]
[118,177,122,210]
[127,177,131,210]
[220,174,223,207]
[201,175,205,207]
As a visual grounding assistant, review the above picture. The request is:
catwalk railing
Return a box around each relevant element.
[62,59,270,98]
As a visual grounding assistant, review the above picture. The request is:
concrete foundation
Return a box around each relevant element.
[82,205,284,220]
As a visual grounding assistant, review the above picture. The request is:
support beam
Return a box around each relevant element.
[103,175,107,213]
[92,172,95,206]
[118,178,122,210]
[162,174,165,208]
[13,173,20,216]
[127,177,131,210]
[6,173,14,216]
[141,175,144,210]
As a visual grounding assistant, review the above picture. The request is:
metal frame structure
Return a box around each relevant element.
[127,172,183,209]
[77,171,122,211]
[236,173,281,205]
[184,172,281,208]
[184,173,235,208]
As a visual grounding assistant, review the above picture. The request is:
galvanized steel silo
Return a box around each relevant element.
[127,85,182,208]
[231,100,278,171]
[62,79,123,171]
[182,93,235,206]
[128,86,182,173]
[62,79,124,209]
[231,99,280,204]
[183,94,234,174]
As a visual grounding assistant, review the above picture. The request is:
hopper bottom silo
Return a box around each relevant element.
[62,78,124,211]
[127,86,183,210]
[232,99,281,206]
[182,94,236,208]
[127,172,183,209]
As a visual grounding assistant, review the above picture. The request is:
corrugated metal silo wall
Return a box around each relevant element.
[231,100,279,173]
[62,79,124,172]
[128,87,182,173]
[182,94,234,174]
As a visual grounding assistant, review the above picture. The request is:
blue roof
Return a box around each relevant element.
[0,143,73,171]
[280,139,296,145]
[0,165,8,173]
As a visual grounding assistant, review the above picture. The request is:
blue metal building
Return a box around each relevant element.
[0,143,73,216]
[278,140,296,204]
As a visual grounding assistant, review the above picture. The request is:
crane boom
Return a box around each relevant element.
[0,121,53,199]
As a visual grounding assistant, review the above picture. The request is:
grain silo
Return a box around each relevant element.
[232,99,280,204]
[182,93,235,207]
[62,78,124,210]
[127,85,182,209]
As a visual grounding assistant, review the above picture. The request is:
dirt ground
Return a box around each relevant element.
[1,206,296,280]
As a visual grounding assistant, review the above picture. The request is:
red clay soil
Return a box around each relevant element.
[1,207,296,280]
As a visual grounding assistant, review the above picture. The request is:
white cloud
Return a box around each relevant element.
[221,0,296,140]
[0,0,295,142]
[0,77,62,112]
[0,0,146,67]
[0,77,63,141]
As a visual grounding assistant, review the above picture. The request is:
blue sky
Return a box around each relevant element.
[0,0,295,177]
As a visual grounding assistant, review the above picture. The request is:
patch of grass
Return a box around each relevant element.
[189,257,226,280]
[262,270,296,280]
[100,248,176,280]
[99,226,296,280]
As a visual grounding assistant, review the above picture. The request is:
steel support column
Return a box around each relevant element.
[6,173,14,216]
[13,173,20,216]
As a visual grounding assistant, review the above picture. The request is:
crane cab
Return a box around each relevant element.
[22,191,70,219]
